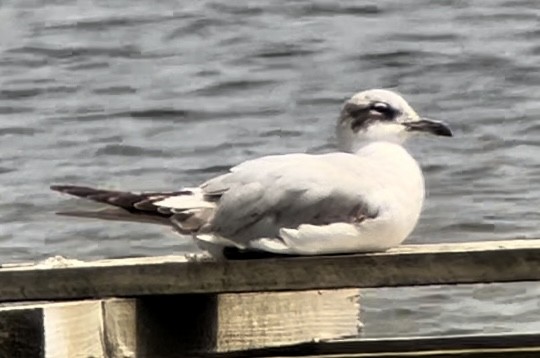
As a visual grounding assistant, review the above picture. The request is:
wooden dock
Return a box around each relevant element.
[1,239,539,357]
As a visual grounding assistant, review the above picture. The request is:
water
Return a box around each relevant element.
[1,0,540,337]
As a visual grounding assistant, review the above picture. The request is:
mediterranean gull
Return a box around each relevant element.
[51,89,452,258]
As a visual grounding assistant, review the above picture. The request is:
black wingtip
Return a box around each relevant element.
[50,184,69,192]
[50,185,104,199]
[50,184,87,192]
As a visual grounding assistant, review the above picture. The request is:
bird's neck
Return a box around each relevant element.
[355,141,423,182]
[338,131,406,153]
[354,141,410,159]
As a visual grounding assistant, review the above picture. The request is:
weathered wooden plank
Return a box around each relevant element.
[137,290,360,355]
[278,348,540,358]
[101,299,136,357]
[0,240,539,302]
[44,301,106,357]
[0,299,136,358]
[215,290,360,352]
[213,332,540,358]
[0,290,360,356]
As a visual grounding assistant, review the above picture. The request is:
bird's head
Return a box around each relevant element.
[336,89,452,152]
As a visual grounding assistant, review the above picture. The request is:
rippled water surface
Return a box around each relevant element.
[1,0,540,337]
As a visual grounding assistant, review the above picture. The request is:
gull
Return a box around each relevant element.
[51,89,452,258]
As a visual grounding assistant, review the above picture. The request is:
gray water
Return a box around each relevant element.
[1,0,540,338]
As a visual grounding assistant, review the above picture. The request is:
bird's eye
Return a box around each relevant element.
[370,102,396,118]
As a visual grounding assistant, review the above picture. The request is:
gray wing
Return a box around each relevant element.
[201,153,380,246]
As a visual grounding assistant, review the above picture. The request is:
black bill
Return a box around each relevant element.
[404,118,453,137]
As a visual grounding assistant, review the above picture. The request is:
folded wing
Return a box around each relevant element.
[52,152,382,255]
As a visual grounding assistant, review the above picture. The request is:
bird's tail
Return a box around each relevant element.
[50,185,193,226]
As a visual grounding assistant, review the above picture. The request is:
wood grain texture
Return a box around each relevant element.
[0,291,360,356]
[133,290,360,355]
[0,300,137,358]
[216,289,361,352]
[282,348,540,358]
[0,240,540,302]
[214,332,540,358]
[102,299,136,357]
[44,301,105,357]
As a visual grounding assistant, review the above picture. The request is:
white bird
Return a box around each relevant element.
[51,89,452,258]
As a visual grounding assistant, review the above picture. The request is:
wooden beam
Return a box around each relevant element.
[0,290,360,356]
[136,290,360,354]
[0,240,539,302]
[211,332,540,358]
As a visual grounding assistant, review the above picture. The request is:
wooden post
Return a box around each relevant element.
[215,289,360,352]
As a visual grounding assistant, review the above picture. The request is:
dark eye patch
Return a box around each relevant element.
[342,101,400,132]
[343,102,366,118]
[370,101,398,119]
[342,103,371,132]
